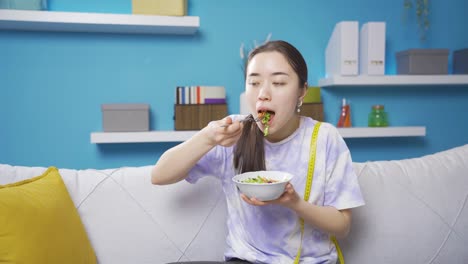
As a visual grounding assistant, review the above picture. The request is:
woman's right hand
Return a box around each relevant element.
[152,116,243,185]
[201,116,244,147]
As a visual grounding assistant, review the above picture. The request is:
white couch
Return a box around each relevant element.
[1,144,468,264]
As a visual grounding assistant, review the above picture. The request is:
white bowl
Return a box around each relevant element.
[232,170,294,201]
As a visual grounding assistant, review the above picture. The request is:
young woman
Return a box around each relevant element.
[152,40,365,264]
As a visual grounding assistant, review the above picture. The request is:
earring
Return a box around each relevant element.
[296,101,303,113]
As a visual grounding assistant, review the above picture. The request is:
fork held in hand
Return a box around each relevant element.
[220,116,261,127]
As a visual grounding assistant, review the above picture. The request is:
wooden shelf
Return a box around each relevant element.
[90,126,426,144]
[319,75,468,87]
[0,9,199,35]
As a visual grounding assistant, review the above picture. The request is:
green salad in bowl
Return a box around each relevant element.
[232,171,294,201]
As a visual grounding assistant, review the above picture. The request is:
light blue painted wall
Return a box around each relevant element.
[1,0,467,169]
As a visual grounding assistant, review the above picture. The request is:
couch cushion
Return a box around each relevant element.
[0,164,228,263]
[343,144,468,264]
[107,166,228,262]
[76,166,227,263]
[0,167,96,263]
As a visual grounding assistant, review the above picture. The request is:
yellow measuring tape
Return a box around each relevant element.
[293,122,344,264]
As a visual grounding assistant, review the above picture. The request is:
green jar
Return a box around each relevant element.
[368,105,388,127]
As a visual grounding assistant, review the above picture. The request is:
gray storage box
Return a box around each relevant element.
[453,48,468,74]
[101,104,149,132]
[396,49,449,74]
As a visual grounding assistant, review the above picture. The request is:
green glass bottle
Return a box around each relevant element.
[368,105,388,127]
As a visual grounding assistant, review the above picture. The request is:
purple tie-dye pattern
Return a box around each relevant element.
[186,116,365,263]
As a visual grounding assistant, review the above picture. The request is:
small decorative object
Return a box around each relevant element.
[368,105,388,127]
[303,87,321,103]
[132,0,187,16]
[0,0,47,10]
[336,98,352,128]
[301,87,324,121]
[239,33,272,73]
[403,0,430,41]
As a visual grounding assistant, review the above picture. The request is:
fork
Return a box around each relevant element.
[219,116,261,127]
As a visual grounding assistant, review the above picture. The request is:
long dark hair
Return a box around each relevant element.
[233,40,308,173]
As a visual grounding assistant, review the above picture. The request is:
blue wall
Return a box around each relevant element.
[1,0,467,169]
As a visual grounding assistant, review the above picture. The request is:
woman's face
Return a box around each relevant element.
[245,51,306,142]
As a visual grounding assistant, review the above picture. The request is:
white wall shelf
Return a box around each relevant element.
[319,75,468,87]
[91,131,198,144]
[337,126,426,138]
[90,126,426,144]
[0,9,199,35]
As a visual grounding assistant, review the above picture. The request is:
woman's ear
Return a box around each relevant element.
[298,83,308,102]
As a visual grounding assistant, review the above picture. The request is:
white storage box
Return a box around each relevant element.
[325,21,359,77]
[359,22,386,75]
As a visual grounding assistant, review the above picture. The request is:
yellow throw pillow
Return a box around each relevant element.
[0,167,97,264]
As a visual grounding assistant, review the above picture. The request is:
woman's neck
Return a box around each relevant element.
[266,115,301,143]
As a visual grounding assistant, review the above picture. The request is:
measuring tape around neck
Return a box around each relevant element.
[293,122,345,264]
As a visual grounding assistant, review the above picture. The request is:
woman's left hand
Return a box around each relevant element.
[240,183,301,208]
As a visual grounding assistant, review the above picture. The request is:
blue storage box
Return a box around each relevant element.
[0,0,47,10]
[453,48,468,74]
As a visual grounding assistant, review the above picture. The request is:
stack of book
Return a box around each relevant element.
[174,86,227,130]
[175,86,226,105]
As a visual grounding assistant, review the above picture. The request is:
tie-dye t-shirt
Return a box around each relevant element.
[186,115,365,264]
